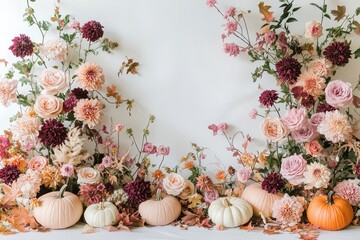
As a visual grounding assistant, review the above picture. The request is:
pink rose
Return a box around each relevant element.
[291,122,318,143]
[280,155,307,185]
[225,20,237,35]
[304,140,323,157]
[34,94,63,119]
[28,156,48,171]
[204,189,219,203]
[0,79,18,107]
[236,166,251,183]
[304,21,323,40]
[77,167,101,184]
[40,39,67,62]
[264,31,276,44]
[223,43,240,57]
[310,112,325,127]
[325,80,353,108]
[143,142,157,154]
[39,68,69,95]
[162,173,186,196]
[61,164,74,177]
[282,107,308,131]
[308,58,332,77]
[261,118,288,142]
[101,155,112,168]
[157,145,170,156]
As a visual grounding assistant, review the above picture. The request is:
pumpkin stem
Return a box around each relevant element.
[223,198,232,207]
[57,184,67,199]
[155,188,162,201]
[98,202,105,210]
[326,190,335,205]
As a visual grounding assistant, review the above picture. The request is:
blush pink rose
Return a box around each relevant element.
[156,145,170,156]
[280,155,307,185]
[179,180,195,200]
[310,112,325,127]
[162,173,186,196]
[304,21,323,40]
[204,189,219,203]
[291,122,318,143]
[282,107,308,131]
[325,80,353,108]
[28,156,48,171]
[236,166,251,183]
[304,140,323,157]
[0,79,18,107]
[261,118,288,142]
[77,167,101,184]
[39,68,69,95]
[40,39,67,61]
[143,142,157,154]
[34,94,63,119]
[308,58,332,77]
[223,43,240,57]
[264,31,276,44]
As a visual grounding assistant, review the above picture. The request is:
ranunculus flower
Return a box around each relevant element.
[77,167,101,184]
[0,79,18,107]
[156,145,170,156]
[204,189,219,203]
[304,140,323,157]
[261,118,288,142]
[61,164,74,177]
[280,155,307,185]
[162,173,186,196]
[34,94,63,119]
[40,39,67,61]
[236,166,251,183]
[264,31,276,44]
[223,43,240,57]
[310,112,325,127]
[39,68,69,95]
[179,180,195,200]
[304,21,323,40]
[291,122,318,143]
[325,80,353,108]
[143,142,157,154]
[28,156,48,171]
[282,107,308,131]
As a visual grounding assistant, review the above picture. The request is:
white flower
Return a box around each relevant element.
[303,162,331,190]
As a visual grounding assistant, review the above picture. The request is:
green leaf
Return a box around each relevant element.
[286,17,297,23]
[310,3,324,12]
[354,48,360,59]
[292,7,301,12]
[19,76,31,86]
[324,13,331,19]
[284,3,293,13]
[17,94,32,107]
[356,7,360,16]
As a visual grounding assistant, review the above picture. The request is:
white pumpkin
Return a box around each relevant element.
[84,201,119,228]
[208,197,253,228]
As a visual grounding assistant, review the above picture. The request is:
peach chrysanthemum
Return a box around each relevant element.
[75,62,105,91]
[297,71,326,98]
[2,154,28,173]
[317,110,352,143]
[215,170,227,183]
[272,193,304,225]
[183,161,195,169]
[0,79,18,107]
[303,162,331,190]
[40,165,63,189]
[240,152,256,167]
[11,115,41,148]
[74,99,103,128]
[196,175,215,192]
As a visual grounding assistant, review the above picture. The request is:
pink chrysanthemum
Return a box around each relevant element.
[334,180,360,206]
[9,34,34,58]
[272,194,304,225]
[75,62,105,91]
[0,135,11,159]
[317,110,352,143]
[81,21,104,42]
[74,99,103,128]
[78,183,108,206]
[248,108,258,119]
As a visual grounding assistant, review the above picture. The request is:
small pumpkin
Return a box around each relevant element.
[139,189,181,226]
[208,197,253,227]
[33,184,83,229]
[307,191,354,231]
[241,183,283,217]
[84,201,119,228]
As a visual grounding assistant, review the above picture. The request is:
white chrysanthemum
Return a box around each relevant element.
[317,110,352,143]
[303,162,331,190]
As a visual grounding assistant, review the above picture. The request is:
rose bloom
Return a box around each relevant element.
[156,145,170,156]
[11,115,41,147]
[304,21,323,40]
[39,68,69,95]
[75,62,105,91]
[40,39,67,61]
[73,99,103,128]
[291,122,318,143]
[272,194,304,225]
[143,142,157,154]
[280,155,306,185]
[304,140,323,157]
[325,80,353,108]
[77,167,101,184]
[282,107,308,131]
[223,43,240,57]
[308,58,332,77]
[261,118,288,142]
[179,180,195,200]
[162,173,186,196]
[310,112,325,127]
[34,94,63,119]
[236,166,251,183]
[317,110,352,143]
[296,71,326,98]
[303,162,331,189]
[28,156,48,171]
[264,31,276,44]
[0,79,18,107]
[204,189,219,203]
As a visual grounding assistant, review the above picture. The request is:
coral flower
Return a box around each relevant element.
[74,99,103,128]
[75,62,105,91]
[296,71,326,98]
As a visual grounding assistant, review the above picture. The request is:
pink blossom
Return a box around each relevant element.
[208,124,219,136]
[225,20,238,35]
[248,108,258,119]
[236,166,251,183]
[264,31,276,44]
[157,145,170,156]
[143,142,157,154]
[114,124,125,132]
[223,43,240,57]
[60,164,74,177]
[325,80,353,108]
[206,0,217,8]
[200,152,207,159]
[280,155,306,185]
[310,112,325,127]
[204,189,219,203]
[224,7,236,19]
[69,19,81,30]
[217,122,228,131]
[28,156,48,171]
[282,107,308,131]
[334,179,360,206]
[277,31,288,54]
[0,135,11,159]
[304,21,323,40]
[221,34,227,41]
[291,122,318,143]
[328,159,337,169]
[101,155,112,168]
[272,194,304,225]
[0,79,18,107]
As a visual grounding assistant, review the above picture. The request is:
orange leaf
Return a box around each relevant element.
[258,2,275,22]
[0,183,20,205]
[263,229,281,235]
[331,5,346,21]
[106,84,118,97]
[240,221,254,231]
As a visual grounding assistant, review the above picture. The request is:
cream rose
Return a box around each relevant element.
[179,180,195,200]
[40,39,67,61]
[77,167,101,185]
[28,156,48,171]
[304,21,323,40]
[34,94,63,119]
[163,173,186,196]
[261,118,288,142]
[39,68,69,95]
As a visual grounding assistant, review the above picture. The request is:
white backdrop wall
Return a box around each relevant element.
[0,0,359,173]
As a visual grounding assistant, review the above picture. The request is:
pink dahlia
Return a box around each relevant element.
[334,180,360,206]
[296,71,326,98]
[324,41,351,66]
[9,34,34,58]
[275,56,302,84]
[272,194,304,225]
[79,183,108,206]
[259,90,278,107]
[317,110,352,143]
[74,99,103,128]
[38,119,67,147]
[81,20,104,42]
[75,62,105,91]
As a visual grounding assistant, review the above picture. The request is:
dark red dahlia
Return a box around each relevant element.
[261,172,284,194]
[81,21,104,42]
[8,34,34,58]
[123,179,151,207]
[300,95,315,108]
[63,95,78,113]
[316,102,337,113]
[0,165,20,185]
[38,119,67,147]
[69,87,89,99]
[275,56,301,84]
[324,41,351,66]
[259,90,278,107]
[354,164,360,176]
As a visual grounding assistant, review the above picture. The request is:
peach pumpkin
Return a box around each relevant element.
[33,184,83,229]
[241,183,283,217]
[307,191,354,231]
[139,189,181,226]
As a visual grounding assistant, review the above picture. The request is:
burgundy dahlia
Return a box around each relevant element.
[38,119,67,147]
[316,102,337,113]
[123,179,151,207]
[9,34,34,58]
[354,164,360,176]
[259,90,278,107]
[300,95,315,108]
[324,41,351,66]
[63,95,78,113]
[261,172,284,194]
[81,20,104,42]
[69,87,89,99]
[0,165,21,185]
[275,56,302,84]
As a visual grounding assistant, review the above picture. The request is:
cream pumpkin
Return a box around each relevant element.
[84,201,119,228]
[33,184,83,229]
[139,189,181,226]
[241,183,283,217]
[208,197,253,227]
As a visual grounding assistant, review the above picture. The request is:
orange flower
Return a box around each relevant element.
[152,169,165,180]
[183,161,195,169]
[26,108,37,118]
[215,170,227,183]
[2,154,27,172]
[240,152,256,167]
[75,62,105,91]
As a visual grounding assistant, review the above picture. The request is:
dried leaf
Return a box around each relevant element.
[7,206,37,232]
[118,58,140,76]
[199,218,212,228]
[187,193,202,209]
[263,229,281,235]
[354,21,360,35]
[215,224,224,231]
[240,221,254,231]
[104,226,118,232]
[106,84,118,98]
[181,211,200,226]
[82,225,96,234]
[0,59,8,66]
[258,2,275,22]
[331,5,346,21]
[0,183,21,205]
[0,225,14,235]
[299,230,319,240]
[353,95,360,108]
[179,223,188,230]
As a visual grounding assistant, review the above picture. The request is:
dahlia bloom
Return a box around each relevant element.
[316,102,337,113]
[324,41,351,66]
[79,183,109,206]
[272,194,304,225]
[0,79,18,107]
[75,62,105,91]
[308,58,332,77]
[123,179,151,207]
[303,162,331,189]
[317,110,352,143]
[196,175,215,192]
[275,56,302,84]
[262,172,285,193]
[81,20,104,42]
[63,95,78,113]
[296,71,326,98]
[38,119,67,147]
[259,90,278,107]
[9,34,34,58]
[334,179,360,206]
[0,164,21,184]
[40,39,68,61]
[69,87,89,99]
[73,99,103,128]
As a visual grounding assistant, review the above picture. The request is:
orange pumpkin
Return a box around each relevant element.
[241,183,283,217]
[307,191,354,231]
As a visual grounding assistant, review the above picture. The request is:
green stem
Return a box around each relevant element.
[57,184,68,198]
[155,189,162,201]
[326,190,335,205]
